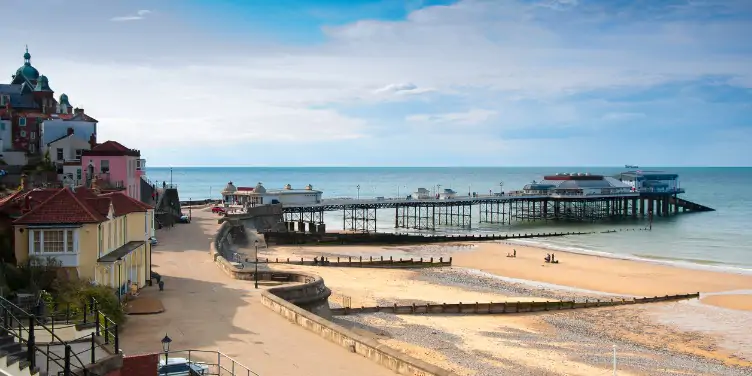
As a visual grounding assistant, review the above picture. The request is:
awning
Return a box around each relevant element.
[98,241,145,263]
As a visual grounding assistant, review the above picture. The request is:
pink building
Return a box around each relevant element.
[81,140,144,200]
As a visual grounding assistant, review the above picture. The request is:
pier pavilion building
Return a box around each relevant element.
[615,171,683,194]
[221,182,322,206]
[521,173,636,197]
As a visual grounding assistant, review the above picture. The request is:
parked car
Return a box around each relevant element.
[158,357,208,375]
[179,215,191,223]
[211,206,226,214]
[149,237,158,246]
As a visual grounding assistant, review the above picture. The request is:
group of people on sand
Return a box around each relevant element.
[507,249,561,264]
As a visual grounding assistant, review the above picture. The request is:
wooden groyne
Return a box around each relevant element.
[247,256,452,268]
[330,293,700,316]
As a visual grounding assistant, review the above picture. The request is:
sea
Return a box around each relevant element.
[145,167,752,272]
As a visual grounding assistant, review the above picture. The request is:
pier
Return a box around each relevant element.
[278,193,712,233]
[223,171,714,233]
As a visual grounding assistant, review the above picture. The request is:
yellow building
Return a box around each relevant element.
[12,187,154,295]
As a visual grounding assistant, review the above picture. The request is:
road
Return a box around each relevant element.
[119,207,394,376]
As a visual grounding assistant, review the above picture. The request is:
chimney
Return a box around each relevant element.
[24,195,32,211]
[74,108,84,115]
[91,175,101,195]
[89,133,97,149]
[18,174,29,191]
[67,127,74,136]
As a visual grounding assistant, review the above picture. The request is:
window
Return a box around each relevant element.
[30,229,76,253]
[30,132,36,140]
[18,117,26,127]
[0,95,6,106]
[76,168,82,180]
[57,148,64,161]
[20,130,26,137]
[101,160,110,173]
[75,149,83,159]
[29,144,35,154]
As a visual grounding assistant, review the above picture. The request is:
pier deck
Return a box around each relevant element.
[264,192,713,233]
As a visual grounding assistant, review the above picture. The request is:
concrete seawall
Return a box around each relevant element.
[210,221,458,376]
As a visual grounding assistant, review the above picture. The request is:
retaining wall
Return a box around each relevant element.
[330,293,701,316]
[211,222,458,376]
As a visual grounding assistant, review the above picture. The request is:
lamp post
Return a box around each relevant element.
[254,240,259,289]
[612,344,617,375]
[161,333,172,370]
[356,185,360,200]
[437,184,442,199]
[499,181,504,195]
[169,167,173,187]
[189,197,192,221]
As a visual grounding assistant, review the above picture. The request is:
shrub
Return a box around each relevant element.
[53,278,126,324]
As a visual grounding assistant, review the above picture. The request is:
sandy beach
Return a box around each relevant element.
[259,241,752,375]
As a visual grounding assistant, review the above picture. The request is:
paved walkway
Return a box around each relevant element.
[120,208,394,376]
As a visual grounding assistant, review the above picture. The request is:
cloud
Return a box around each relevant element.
[3,0,751,166]
[110,9,151,22]
[406,109,498,126]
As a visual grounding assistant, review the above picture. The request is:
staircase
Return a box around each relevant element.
[668,196,715,212]
[0,328,38,376]
[0,295,120,376]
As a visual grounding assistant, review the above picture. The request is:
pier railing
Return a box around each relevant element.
[331,293,700,316]
[161,349,259,376]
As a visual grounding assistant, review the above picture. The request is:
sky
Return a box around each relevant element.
[1,0,751,167]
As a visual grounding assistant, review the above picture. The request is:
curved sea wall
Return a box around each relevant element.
[211,220,457,376]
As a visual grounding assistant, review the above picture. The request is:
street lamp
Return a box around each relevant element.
[499,181,504,195]
[161,333,172,368]
[356,185,360,200]
[169,167,173,187]
[189,197,192,221]
[254,240,259,289]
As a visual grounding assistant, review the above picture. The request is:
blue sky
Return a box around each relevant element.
[0,0,750,166]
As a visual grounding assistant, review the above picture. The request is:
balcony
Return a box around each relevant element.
[95,173,125,189]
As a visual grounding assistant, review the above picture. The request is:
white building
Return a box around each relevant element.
[43,129,90,184]
[221,182,323,206]
[438,188,457,200]
[41,116,97,148]
[524,173,637,197]
[413,188,431,199]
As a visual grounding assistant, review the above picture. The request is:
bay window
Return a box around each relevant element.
[29,229,78,254]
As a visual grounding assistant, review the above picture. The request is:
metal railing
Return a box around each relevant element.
[0,296,91,376]
[161,349,259,376]
[36,292,121,355]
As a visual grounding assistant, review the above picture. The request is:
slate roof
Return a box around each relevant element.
[0,84,39,109]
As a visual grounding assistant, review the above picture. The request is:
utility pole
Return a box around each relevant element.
[189,197,192,221]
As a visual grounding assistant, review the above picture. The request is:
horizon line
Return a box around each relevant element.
[145,165,752,168]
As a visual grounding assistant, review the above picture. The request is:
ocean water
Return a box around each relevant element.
[145,167,752,270]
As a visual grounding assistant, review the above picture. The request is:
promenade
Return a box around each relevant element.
[119,207,394,376]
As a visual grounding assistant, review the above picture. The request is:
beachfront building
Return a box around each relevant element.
[11,184,154,294]
[81,141,144,200]
[221,182,322,206]
[521,173,637,197]
[413,188,431,199]
[616,171,684,194]
[438,188,457,200]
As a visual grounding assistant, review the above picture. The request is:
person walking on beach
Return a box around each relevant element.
[513,249,516,257]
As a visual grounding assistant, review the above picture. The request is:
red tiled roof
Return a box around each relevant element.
[99,192,153,216]
[85,197,112,217]
[92,141,130,153]
[13,188,107,225]
[0,189,60,215]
